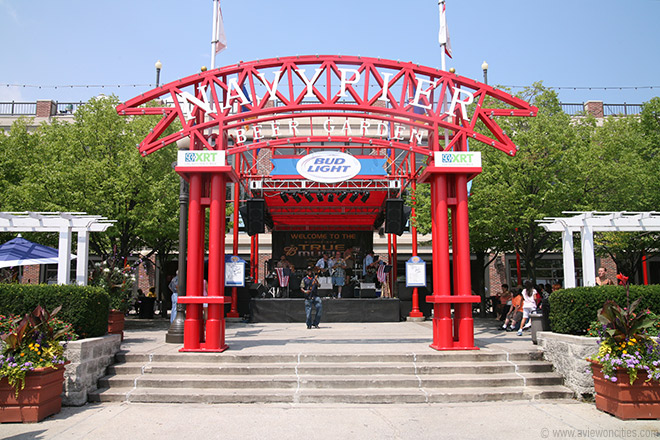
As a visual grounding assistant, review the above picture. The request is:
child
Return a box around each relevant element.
[502,289,523,331]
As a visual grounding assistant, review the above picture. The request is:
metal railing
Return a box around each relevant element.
[0,101,85,116]
[0,102,37,115]
[603,103,642,116]
[560,102,643,116]
[0,100,645,117]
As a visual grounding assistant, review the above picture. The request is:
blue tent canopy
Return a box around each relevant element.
[0,236,74,269]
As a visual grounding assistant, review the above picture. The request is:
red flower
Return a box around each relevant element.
[616,273,629,286]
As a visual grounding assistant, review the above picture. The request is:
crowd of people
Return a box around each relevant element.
[494,266,614,336]
[494,281,556,336]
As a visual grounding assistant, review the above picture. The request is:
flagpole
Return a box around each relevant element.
[211,0,219,69]
[439,0,449,149]
[439,0,446,71]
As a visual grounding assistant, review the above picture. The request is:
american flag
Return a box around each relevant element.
[275,267,289,287]
[376,263,387,283]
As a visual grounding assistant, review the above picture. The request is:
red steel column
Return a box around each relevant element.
[451,198,460,341]
[454,173,476,349]
[182,173,203,350]
[206,173,228,351]
[409,180,423,318]
[430,174,453,350]
[255,234,259,283]
[228,178,240,318]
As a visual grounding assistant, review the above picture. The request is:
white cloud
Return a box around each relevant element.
[0,0,19,23]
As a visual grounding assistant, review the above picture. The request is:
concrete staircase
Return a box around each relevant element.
[89,350,574,404]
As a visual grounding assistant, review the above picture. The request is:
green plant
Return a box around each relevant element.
[0,305,73,396]
[549,284,660,334]
[0,284,109,338]
[588,274,660,384]
[89,257,135,313]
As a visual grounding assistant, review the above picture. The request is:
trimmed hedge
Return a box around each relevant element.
[549,285,660,335]
[0,284,109,338]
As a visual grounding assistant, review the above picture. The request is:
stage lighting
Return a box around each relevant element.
[304,191,314,202]
[292,192,302,203]
[337,192,348,202]
[280,192,289,203]
[316,192,324,202]
[327,193,334,202]
[349,191,359,202]
[361,191,370,202]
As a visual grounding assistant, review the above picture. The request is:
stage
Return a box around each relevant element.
[250,298,401,323]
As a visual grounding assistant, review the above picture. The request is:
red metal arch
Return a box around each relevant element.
[117,56,539,353]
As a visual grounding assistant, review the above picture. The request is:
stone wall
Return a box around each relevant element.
[62,333,121,406]
[537,331,599,398]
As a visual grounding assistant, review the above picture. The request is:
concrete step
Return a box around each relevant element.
[107,360,554,376]
[91,348,573,404]
[88,385,574,404]
[98,372,565,390]
[114,350,543,365]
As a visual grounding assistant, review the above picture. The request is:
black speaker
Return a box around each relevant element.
[246,199,265,236]
[385,199,404,235]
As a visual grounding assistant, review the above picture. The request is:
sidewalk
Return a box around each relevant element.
[3,318,660,439]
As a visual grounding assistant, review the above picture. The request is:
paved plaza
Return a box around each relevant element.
[3,318,660,439]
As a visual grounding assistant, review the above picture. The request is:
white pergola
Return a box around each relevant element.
[0,212,115,285]
[537,211,660,288]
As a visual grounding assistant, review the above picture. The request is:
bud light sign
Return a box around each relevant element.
[296,151,361,183]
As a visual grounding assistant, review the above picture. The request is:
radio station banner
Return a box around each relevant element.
[272,231,373,271]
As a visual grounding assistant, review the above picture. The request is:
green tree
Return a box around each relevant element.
[2,96,180,265]
[590,98,660,281]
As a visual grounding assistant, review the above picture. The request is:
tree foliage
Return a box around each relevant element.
[0,96,180,262]
[411,83,660,285]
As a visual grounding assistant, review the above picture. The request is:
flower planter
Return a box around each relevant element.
[107,310,125,341]
[0,365,66,423]
[590,360,660,420]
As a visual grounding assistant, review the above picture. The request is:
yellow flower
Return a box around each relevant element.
[622,350,627,354]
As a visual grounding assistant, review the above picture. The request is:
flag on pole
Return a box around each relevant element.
[275,267,290,287]
[214,1,227,54]
[438,1,452,59]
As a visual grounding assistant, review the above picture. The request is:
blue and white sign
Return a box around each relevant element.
[296,151,361,183]
[177,150,226,168]
[406,256,427,287]
[434,151,482,168]
[225,255,246,287]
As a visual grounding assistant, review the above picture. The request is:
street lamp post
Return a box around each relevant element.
[155,60,163,87]
[481,61,488,85]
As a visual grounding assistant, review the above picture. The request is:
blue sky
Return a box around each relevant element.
[2,0,659,105]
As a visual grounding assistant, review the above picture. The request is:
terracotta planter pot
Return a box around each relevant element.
[590,360,660,420]
[0,365,66,423]
[107,310,125,341]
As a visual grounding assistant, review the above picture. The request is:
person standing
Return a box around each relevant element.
[517,281,537,336]
[596,267,614,286]
[168,271,179,323]
[362,251,374,277]
[376,257,391,298]
[301,268,321,329]
[331,251,347,298]
[315,253,330,276]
